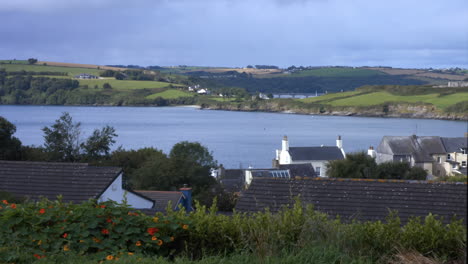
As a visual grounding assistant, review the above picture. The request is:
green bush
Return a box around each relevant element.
[0,199,188,263]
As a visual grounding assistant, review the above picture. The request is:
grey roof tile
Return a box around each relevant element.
[236,178,467,224]
[289,146,344,161]
[0,160,121,203]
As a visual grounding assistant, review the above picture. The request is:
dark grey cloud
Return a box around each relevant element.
[0,0,467,68]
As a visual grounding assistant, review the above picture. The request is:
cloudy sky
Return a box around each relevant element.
[1,0,467,68]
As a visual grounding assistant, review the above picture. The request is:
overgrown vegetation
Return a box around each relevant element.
[0,199,465,263]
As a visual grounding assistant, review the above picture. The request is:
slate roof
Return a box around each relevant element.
[278,164,317,178]
[221,169,245,193]
[441,137,467,153]
[235,178,467,224]
[134,190,183,211]
[378,136,446,163]
[289,146,344,161]
[0,160,121,203]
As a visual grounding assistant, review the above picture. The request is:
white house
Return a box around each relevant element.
[273,136,346,177]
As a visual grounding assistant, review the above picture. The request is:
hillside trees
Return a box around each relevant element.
[27,58,38,64]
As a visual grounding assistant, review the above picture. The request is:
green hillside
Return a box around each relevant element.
[146,89,193,99]
[0,63,103,76]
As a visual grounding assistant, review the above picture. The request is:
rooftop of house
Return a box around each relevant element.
[278,163,317,177]
[378,136,446,162]
[235,177,467,224]
[133,190,183,211]
[0,160,121,203]
[441,137,467,153]
[289,146,344,161]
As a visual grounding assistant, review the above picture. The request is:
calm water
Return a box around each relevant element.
[1,105,467,168]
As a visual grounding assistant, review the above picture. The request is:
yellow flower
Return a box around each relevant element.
[135,241,142,246]
[151,236,157,241]
[182,224,189,230]
[79,240,84,243]
[128,252,134,256]
[157,239,163,246]
[63,245,70,251]
[152,216,159,223]
[106,255,114,260]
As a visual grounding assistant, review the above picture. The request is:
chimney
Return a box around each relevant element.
[336,135,343,149]
[368,146,376,158]
[282,135,289,151]
[464,132,468,138]
[179,185,193,212]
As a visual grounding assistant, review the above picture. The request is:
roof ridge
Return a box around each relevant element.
[254,177,467,185]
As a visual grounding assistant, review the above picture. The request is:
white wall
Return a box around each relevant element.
[98,173,154,209]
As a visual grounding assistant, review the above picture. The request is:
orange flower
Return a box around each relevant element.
[170,236,175,242]
[48,205,54,209]
[93,237,101,243]
[33,254,42,259]
[128,252,134,256]
[182,224,189,230]
[2,200,8,205]
[62,233,68,238]
[0,206,3,209]
[63,245,70,251]
[106,217,112,223]
[147,227,159,236]
[37,240,42,245]
[101,228,109,235]
[135,241,142,246]
[106,255,114,260]
[10,203,16,209]
[157,239,163,246]
[39,208,46,214]
[100,205,106,209]
[151,236,157,241]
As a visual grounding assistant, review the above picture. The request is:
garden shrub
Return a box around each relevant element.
[0,198,188,263]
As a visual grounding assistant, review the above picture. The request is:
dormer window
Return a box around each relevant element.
[447,154,451,160]
[462,161,467,167]
[462,148,467,155]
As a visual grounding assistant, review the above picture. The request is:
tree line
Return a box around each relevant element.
[0,113,236,210]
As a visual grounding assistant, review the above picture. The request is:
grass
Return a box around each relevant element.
[0,59,30,64]
[0,63,103,76]
[208,97,240,102]
[289,68,385,78]
[327,91,468,109]
[79,79,172,90]
[146,89,193,99]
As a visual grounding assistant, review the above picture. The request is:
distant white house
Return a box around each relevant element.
[74,73,99,79]
[197,88,208,94]
[273,136,346,177]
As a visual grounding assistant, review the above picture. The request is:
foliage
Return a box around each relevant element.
[28,58,38,64]
[42,112,117,162]
[126,142,217,196]
[0,199,188,263]
[0,116,22,160]
[327,153,427,180]
[435,174,468,183]
[0,199,465,263]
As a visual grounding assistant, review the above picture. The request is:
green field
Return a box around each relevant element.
[0,63,103,76]
[300,91,362,103]
[322,91,468,109]
[289,67,385,78]
[0,60,30,64]
[146,89,193,99]
[80,79,172,90]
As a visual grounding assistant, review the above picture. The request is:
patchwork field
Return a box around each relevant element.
[288,68,385,78]
[79,79,173,90]
[0,63,103,76]
[305,91,468,109]
[146,89,193,99]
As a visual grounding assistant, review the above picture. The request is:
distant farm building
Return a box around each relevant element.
[74,73,99,79]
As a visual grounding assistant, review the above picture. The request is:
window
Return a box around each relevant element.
[437,157,441,163]
[462,161,467,167]
[315,167,321,176]
[447,154,451,160]
[461,148,467,155]
[452,163,457,169]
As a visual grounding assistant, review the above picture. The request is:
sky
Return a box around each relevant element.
[1,0,467,68]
